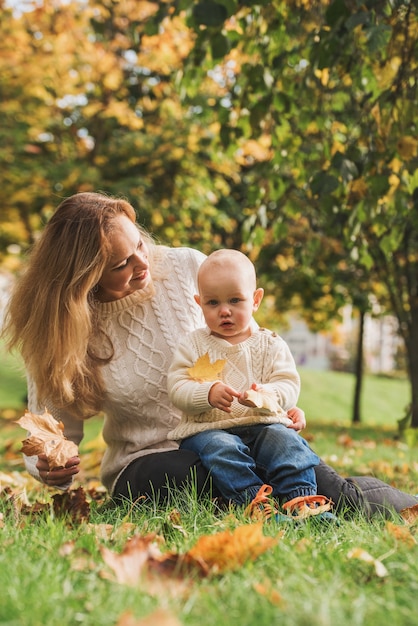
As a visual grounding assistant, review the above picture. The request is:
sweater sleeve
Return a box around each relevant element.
[258,335,301,411]
[167,339,215,415]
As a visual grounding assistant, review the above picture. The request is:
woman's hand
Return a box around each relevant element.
[37,454,80,487]
[287,407,307,432]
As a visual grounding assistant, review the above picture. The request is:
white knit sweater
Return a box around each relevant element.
[26,246,206,493]
[167,327,300,440]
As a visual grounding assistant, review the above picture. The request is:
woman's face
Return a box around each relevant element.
[97,215,150,302]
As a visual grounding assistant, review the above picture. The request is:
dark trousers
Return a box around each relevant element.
[113,449,417,518]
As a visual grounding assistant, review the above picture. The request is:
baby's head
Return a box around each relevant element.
[197,249,257,291]
[195,249,264,343]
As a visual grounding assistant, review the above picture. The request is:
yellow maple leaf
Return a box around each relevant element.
[187,353,226,382]
[244,388,281,414]
[16,409,78,469]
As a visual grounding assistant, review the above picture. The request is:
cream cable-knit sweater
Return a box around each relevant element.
[25,246,206,493]
[167,327,300,440]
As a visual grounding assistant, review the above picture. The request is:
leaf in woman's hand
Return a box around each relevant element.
[16,409,78,469]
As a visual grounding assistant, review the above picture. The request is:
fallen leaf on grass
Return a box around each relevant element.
[52,486,90,524]
[86,521,137,541]
[347,547,388,578]
[385,521,417,547]
[116,609,183,626]
[253,580,284,606]
[166,508,187,536]
[99,523,279,595]
[100,533,193,598]
[186,522,279,574]
[400,503,418,526]
[16,409,78,469]
[187,353,226,382]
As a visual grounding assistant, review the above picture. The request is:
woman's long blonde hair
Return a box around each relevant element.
[2,192,147,418]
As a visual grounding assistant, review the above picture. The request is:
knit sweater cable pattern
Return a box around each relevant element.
[167,327,300,441]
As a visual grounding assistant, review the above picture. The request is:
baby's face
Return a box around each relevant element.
[195,262,262,344]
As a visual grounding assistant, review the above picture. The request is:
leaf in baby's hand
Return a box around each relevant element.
[244,388,280,414]
[187,353,226,382]
[16,409,78,469]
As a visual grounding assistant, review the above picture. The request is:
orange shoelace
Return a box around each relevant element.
[282,494,333,520]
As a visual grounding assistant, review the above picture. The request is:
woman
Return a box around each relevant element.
[3,192,416,518]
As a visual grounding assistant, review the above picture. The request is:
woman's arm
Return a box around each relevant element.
[25,376,84,488]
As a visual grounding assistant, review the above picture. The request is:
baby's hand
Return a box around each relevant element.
[286,407,306,432]
[209,382,240,413]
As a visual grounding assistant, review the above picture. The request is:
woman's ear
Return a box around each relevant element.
[253,288,264,311]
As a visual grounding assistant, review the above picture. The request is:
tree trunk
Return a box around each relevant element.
[406,305,418,429]
[352,308,365,424]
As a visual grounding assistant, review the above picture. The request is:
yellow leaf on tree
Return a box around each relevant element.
[397,135,418,160]
[16,409,78,469]
[187,353,226,382]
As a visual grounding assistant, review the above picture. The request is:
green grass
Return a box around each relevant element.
[1,489,417,626]
[1,351,417,625]
[0,342,26,410]
[298,368,410,427]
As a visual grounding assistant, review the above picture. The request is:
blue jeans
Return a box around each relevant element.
[180,424,320,506]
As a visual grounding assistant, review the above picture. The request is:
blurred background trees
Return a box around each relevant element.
[0,0,417,425]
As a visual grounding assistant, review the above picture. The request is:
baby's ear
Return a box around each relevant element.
[253,287,264,310]
[194,294,201,306]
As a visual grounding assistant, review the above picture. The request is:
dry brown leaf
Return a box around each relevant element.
[187,353,226,382]
[400,503,418,526]
[186,522,279,574]
[86,521,137,541]
[253,580,284,607]
[100,533,168,587]
[99,523,278,595]
[116,609,183,626]
[385,521,417,547]
[244,388,281,414]
[52,486,90,524]
[100,533,193,598]
[167,509,187,536]
[16,409,78,469]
